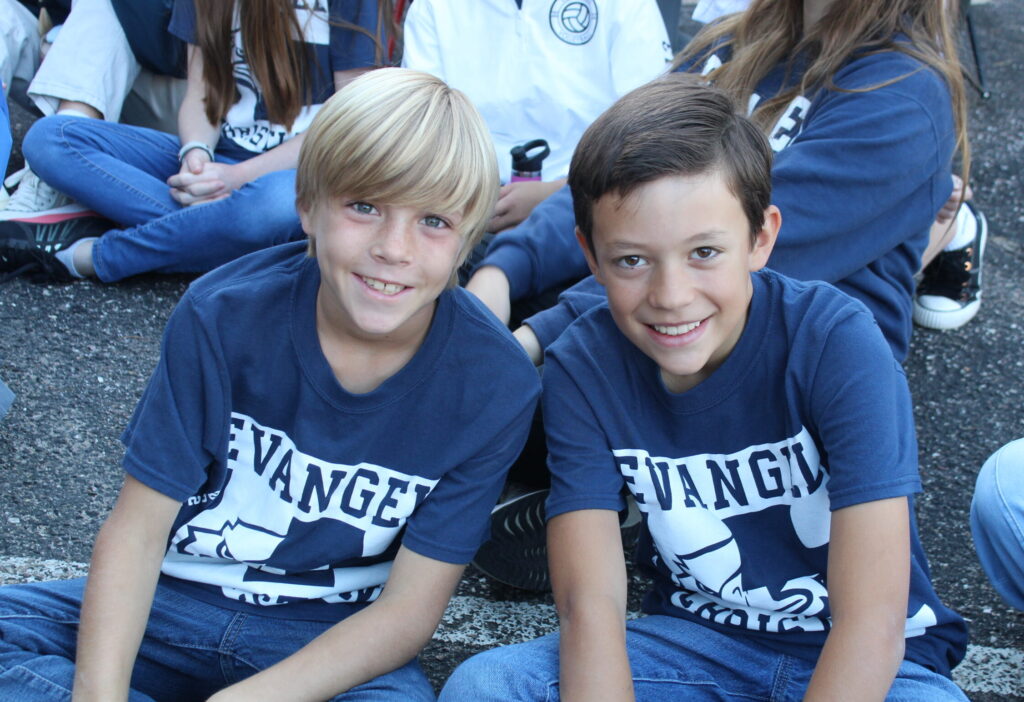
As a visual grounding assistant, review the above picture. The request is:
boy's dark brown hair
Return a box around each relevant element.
[569,73,773,252]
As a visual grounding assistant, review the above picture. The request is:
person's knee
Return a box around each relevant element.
[233,170,302,243]
[22,115,66,166]
[972,439,1024,536]
[22,114,92,176]
[971,438,1024,609]
[439,643,556,702]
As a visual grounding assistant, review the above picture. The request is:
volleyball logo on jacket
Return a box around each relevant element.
[550,0,598,45]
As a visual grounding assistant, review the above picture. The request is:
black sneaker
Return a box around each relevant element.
[0,211,109,283]
[473,489,550,591]
[472,491,643,591]
[913,202,987,330]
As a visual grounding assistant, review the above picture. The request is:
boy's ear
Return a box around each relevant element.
[748,204,781,272]
[575,226,603,282]
[298,204,315,237]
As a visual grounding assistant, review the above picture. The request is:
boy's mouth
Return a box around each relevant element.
[650,319,703,336]
[360,275,407,296]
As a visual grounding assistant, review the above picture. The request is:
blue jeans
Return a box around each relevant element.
[0,578,435,701]
[22,115,304,282]
[439,615,966,702]
[972,438,1024,610]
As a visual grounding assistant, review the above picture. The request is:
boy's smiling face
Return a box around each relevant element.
[301,196,465,347]
[580,172,779,393]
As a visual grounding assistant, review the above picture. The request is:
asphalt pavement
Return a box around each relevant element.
[1,1,1022,698]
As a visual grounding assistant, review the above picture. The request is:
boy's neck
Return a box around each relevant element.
[315,289,437,395]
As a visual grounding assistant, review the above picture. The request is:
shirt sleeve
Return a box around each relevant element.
[168,0,195,44]
[121,294,228,502]
[543,345,627,521]
[523,275,607,351]
[480,184,589,300]
[807,307,921,511]
[766,56,955,284]
[400,348,541,564]
[330,0,382,70]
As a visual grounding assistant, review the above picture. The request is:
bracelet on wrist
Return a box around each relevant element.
[178,141,215,165]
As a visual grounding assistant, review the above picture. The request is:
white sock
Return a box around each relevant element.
[54,237,96,279]
[56,108,93,119]
[944,204,977,251]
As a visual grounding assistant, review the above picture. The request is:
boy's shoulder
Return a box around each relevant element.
[184,241,311,315]
[447,287,541,385]
[186,241,309,302]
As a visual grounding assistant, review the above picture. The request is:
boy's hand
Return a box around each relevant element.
[488,179,566,232]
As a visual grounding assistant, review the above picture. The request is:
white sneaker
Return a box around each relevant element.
[0,166,87,221]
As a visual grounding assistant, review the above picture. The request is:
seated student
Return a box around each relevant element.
[971,438,1024,611]
[2,0,187,218]
[442,74,968,701]
[402,0,671,235]
[0,68,540,701]
[465,0,982,355]
[0,0,387,284]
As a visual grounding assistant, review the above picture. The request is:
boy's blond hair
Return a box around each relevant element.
[296,68,499,268]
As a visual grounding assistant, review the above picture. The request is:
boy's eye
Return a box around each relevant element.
[350,201,378,215]
[422,215,449,229]
[692,247,718,260]
[617,255,647,268]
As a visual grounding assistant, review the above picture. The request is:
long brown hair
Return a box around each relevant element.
[195,0,400,130]
[675,0,969,182]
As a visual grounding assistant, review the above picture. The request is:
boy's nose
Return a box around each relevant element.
[372,220,414,264]
[647,264,695,311]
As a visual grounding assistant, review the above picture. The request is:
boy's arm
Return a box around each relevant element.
[207,546,464,702]
[73,476,181,701]
[549,509,634,702]
[804,497,910,701]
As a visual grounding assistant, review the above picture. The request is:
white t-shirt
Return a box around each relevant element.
[403,0,672,183]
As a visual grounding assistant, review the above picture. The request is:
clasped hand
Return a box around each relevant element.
[168,153,245,206]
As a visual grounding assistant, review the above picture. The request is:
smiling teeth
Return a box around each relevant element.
[653,321,700,336]
[362,276,406,295]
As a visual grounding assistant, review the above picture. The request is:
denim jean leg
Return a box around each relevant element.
[971,438,1024,610]
[92,168,304,282]
[624,616,788,701]
[885,659,968,701]
[23,116,182,224]
[335,658,436,702]
[439,632,561,702]
[0,579,85,700]
[217,606,435,701]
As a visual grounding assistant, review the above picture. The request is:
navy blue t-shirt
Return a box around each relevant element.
[543,269,967,677]
[170,0,380,159]
[122,242,540,622]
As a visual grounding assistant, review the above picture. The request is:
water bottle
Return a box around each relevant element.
[510,139,550,182]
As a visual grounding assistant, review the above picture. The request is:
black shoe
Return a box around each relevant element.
[0,212,108,283]
[913,202,987,330]
[473,491,644,591]
[473,489,550,591]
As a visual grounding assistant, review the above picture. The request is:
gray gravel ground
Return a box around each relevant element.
[1,1,1022,698]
